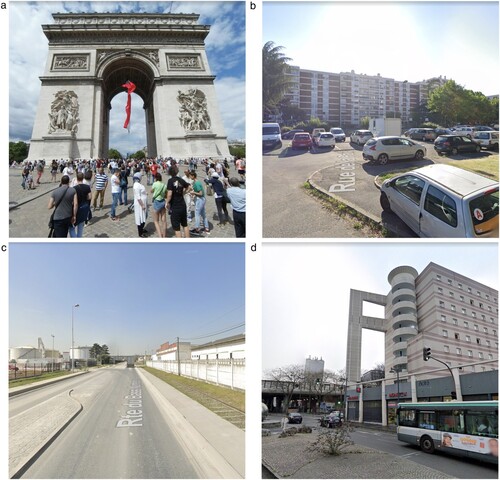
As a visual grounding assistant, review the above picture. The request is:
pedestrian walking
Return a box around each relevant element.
[48,175,77,238]
[151,172,168,237]
[69,172,92,238]
[119,165,129,206]
[110,169,121,221]
[50,160,58,183]
[92,167,108,210]
[132,173,148,237]
[189,171,210,235]
[182,169,194,222]
[226,177,246,238]
[205,172,230,225]
[36,161,44,185]
[166,165,191,238]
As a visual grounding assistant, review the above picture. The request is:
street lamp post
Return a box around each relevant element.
[71,304,80,372]
[390,366,401,401]
[51,334,55,373]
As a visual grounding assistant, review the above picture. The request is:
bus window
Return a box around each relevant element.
[438,411,465,433]
[399,409,417,427]
[466,411,498,437]
[418,411,437,430]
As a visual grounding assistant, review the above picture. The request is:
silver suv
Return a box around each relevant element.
[363,136,426,165]
[380,164,499,237]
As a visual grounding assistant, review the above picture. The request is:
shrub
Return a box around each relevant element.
[307,423,354,455]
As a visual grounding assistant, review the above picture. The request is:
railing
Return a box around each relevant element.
[147,358,245,391]
[8,363,62,381]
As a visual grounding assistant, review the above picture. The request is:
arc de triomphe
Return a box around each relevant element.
[27,12,231,160]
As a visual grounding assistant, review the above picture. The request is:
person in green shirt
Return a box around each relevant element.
[190,171,210,234]
[151,172,167,237]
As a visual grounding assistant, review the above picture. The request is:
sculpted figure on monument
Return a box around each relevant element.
[177,89,211,131]
[48,90,80,134]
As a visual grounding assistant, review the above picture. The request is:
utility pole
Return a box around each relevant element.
[176,337,181,376]
[71,304,80,372]
[51,334,55,373]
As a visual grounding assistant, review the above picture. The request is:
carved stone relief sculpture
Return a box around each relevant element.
[168,55,201,69]
[48,90,80,134]
[177,89,211,131]
[53,55,89,70]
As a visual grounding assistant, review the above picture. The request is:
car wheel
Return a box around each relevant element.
[420,435,435,454]
[451,147,458,155]
[414,150,424,160]
[378,154,389,165]
[475,145,481,153]
[380,192,392,212]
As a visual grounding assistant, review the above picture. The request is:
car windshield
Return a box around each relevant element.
[474,132,490,139]
[295,134,309,139]
[321,134,333,138]
[331,129,343,134]
[263,126,280,135]
[468,189,499,236]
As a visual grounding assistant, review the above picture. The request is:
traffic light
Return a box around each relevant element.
[423,346,432,361]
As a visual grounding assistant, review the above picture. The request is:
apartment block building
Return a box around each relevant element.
[347,262,498,384]
[285,66,447,128]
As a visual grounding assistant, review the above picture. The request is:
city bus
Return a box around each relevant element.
[397,401,498,464]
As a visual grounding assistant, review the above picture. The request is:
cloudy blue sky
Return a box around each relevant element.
[10,243,245,356]
[264,2,499,96]
[9,1,246,155]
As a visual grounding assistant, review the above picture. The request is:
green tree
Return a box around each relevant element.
[279,98,307,126]
[262,41,293,118]
[130,150,146,159]
[360,116,370,129]
[108,148,122,159]
[101,344,111,364]
[427,80,467,126]
[9,141,29,163]
[229,144,246,159]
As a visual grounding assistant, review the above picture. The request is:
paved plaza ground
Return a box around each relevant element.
[9,166,243,238]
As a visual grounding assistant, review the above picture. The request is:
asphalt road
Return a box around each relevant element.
[262,141,382,238]
[16,365,200,478]
[263,138,497,238]
[351,428,498,479]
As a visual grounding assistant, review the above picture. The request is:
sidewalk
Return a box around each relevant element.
[137,367,245,478]
[9,370,89,397]
[262,433,454,479]
[9,168,242,238]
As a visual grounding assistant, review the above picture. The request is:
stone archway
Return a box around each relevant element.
[28,12,230,161]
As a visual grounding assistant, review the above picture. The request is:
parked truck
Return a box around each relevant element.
[369,117,402,137]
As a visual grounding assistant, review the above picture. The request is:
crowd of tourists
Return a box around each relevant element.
[22,155,246,238]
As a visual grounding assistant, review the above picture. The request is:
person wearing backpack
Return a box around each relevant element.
[205,172,230,226]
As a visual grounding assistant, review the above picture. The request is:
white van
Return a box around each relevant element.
[380,164,499,238]
[473,131,499,150]
[262,123,282,150]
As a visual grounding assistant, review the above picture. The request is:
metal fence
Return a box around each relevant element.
[8,362,62,381]
[147,358,245,391]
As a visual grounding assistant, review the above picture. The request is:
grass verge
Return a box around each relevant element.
[9,370,71,388]
[448,156,499,180]
[303,182,388,237]
[143,366,245,412]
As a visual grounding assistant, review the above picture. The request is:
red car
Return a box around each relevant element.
[291,132,312,150]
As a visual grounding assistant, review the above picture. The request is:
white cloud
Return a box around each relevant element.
[215,76,245,141]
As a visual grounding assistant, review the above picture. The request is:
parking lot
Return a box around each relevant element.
[263,137,498,238]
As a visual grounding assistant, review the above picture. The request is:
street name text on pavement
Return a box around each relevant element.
[116,380,143,427]
[328,160,356,193]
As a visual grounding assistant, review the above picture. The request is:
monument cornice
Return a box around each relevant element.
[51,12,201,25]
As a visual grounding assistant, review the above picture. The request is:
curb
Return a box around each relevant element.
[9,371,89,397]
[10,389,83,478]
[307,167,382,226]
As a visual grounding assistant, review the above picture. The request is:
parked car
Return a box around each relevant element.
[315,132,336,148]
[282,128,305,140]
[291,132,313,150]
[473,125,495,132]
[287,412,303,424]
[318,412,342,428]
[380,164,499,238]
[262,123,282,150]
[473,131,499,150]
[311,128,326,144]
[362,136,426,165]
[423,128,452,142]
[330,127,346,142]
[407,128,434,141]
[452,126,474,138]
[434,135,482,156]
[350,129,373,145]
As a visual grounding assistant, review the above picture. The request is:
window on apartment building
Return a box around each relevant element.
[437,275,442,281]
[486,340,491,347]
[455,333,460,340]
[449,292,454,297]
[483,327,488,334]
[439,301,445,308]
[478,352,484,359]
[444,345,450,353]
[464,321,469,328]
[488,306,492,312]
[488,354,493,360]
[468,350,473,357]
[448,279,453,285]
[453,318,458,326]
[442,330,448,337]
[456,348,462,355]
[481,315,486,321]
[477,291,481,296]
[470,299,474,305]
[472,311,476,318]
[474,324,479,331]
[476,338,481,345]
[451,305,456,311]
[460,296,465,302]
[458,283,463,290]
[491,318,495,324]
[438,287,443,294]
[494,330,497,336]
[466,335,471,342]
[479,303,484,309]
[462,308,467,315]
[467,287,472,293]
